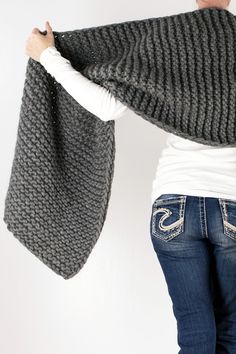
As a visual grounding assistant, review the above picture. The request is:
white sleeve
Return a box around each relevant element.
[39,46,129,121]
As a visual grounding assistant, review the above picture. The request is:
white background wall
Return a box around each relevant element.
[1,1,235,354]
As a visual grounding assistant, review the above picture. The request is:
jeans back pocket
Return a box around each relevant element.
[219,198,236,241]
[150,194,187,242]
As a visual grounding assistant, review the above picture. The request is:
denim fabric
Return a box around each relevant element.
[150,193,236,354]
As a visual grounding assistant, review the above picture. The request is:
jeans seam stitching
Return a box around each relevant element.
[199,197,205,239]
[203,198,209,238]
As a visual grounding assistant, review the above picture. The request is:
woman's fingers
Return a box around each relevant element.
[45,21,53,35]
[30,22,52,37]
[32,27,40,34]
[24,20,55,61]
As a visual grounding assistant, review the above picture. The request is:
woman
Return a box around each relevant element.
[25,0,236,352]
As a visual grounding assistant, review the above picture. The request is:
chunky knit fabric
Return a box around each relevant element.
[3,7,236,279]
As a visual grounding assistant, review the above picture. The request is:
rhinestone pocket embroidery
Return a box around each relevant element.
[219,198,236,240]
[151,196,187,242]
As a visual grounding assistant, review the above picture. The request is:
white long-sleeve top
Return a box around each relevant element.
[39,46,236,205]
[39,46,128,121]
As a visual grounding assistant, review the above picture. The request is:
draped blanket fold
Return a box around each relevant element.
[3,7,236,279]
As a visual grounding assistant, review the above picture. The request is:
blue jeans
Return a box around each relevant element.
[149,193,236,354]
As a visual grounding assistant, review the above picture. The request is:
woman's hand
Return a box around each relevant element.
[25,21,55,62]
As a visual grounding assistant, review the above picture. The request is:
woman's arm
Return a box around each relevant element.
[39,46,128,121]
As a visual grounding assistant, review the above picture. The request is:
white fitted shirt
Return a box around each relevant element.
[39,46,236,205]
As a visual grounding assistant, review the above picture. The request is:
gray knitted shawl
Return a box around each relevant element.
[3,7,236,279]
